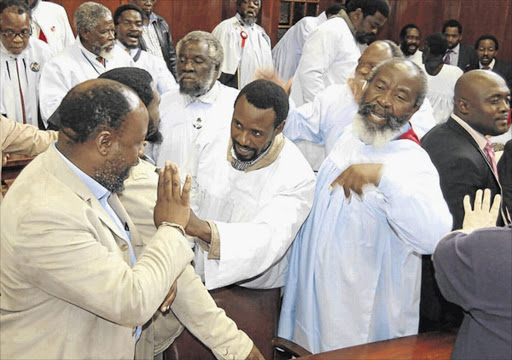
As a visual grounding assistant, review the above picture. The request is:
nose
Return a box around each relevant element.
[182,59,194,72]
[237,130,250,147]
[376,92,392,109]
[107,30,115,41]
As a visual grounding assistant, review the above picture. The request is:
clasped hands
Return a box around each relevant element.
[153,161,191,313]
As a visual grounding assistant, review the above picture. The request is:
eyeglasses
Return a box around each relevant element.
[0,29,32,39]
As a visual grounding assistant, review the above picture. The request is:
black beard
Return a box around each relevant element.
[92,158,131,194]
[355,31,376,45]
[146,128,163,144]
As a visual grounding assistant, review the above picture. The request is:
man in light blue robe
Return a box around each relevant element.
[278,59,452,353]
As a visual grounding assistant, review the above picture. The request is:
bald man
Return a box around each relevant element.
[1,78,194,359]
[420,70,510,332]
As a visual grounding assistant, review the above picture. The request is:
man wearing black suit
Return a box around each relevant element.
[442,19,478,72]
[475,34,512,90]
[419,70,510,332]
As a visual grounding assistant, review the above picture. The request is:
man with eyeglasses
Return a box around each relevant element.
[0,0,52,129]
[38,2,134,128]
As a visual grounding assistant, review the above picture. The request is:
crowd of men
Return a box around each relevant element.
[1,0,511,359]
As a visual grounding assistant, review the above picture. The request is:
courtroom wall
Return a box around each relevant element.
[53,0,512,62]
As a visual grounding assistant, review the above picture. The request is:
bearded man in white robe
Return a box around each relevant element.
[278,59,452,353]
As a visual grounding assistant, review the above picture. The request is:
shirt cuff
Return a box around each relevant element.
[206,220,220,259]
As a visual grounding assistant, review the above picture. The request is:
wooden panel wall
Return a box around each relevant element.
[380,0,512,63]
[52,0,512,62]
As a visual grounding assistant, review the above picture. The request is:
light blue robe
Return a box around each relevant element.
[278,126,452,353]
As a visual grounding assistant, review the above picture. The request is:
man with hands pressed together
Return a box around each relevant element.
[0,79,193,359]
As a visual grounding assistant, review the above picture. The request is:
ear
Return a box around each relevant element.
[81,29,91,43]
[95,130,115,156]
[349,8,363,24]
[275,120,286,136]
[455,97,470,115]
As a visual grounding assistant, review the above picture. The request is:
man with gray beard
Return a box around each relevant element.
[39,1,134,125]
[279,59,452,353]
[150,31,239,168]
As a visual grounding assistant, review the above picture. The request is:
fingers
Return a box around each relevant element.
[170,162,181,199]
[463,194,472,213]
[181,174,191,204]
[160,281,178,313]
[473,189,483,211]
[489,193,502,219]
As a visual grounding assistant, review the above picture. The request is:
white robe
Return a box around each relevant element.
[278,125,452,353]
[405,50,423,67]
[116,41,177,95]
[272,12,327,82]
[212,14,272,89]
[39,38,134,124]
[187,134,316,290]
[290,17,359,106]
[30,0,74,56]
[423,64,463,124]
[151,81,239,168]
[0,39,53,127]
[284,83,437,170]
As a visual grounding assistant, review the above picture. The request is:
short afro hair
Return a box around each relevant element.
[59,80,135,143]
[235,79,289,128]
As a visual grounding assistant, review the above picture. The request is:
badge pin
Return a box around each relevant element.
[30,62,40,72]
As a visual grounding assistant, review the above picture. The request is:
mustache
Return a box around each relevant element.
[358,103,409,131]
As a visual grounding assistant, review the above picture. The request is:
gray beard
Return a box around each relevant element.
[242,16,257,26]
[352,104,410,148]
[178,69,216,98]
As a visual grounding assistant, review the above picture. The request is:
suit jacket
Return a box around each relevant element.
[498,140,512,218]
[120,159,253,360]
[420,117,508,331]
[422,117,507,229]
[0,114,57,194]
[493,59,512,90]
[456,43,479,72]
[140,13,178,79]
[0,145,194,359]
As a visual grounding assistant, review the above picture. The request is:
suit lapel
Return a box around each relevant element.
[447,118,508,224]
[45,146,134,243]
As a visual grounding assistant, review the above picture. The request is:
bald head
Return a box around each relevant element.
[354,40,402,83]
[57,79,149,193]
[59,79,144,143]
[454,70,510,136]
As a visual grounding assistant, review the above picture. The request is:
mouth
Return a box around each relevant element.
[234,141,255,159]
[127,32,140,40]
[245,10,256,17]
[368,108,389,126]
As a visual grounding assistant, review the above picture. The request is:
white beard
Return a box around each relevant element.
[352,113,405,148]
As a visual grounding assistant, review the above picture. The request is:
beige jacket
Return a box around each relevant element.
[1,114,58,196]
[0,146,194,359]
[120,159,253,360]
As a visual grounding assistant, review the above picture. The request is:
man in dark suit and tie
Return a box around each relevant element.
[419,70,510,332]
[442,19,478,72]
[475,34,512,90]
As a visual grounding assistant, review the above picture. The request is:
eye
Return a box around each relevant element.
[252,130,262,137]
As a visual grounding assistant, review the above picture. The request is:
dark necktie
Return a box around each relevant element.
[15,59,27,124]
[444,50,453,65]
